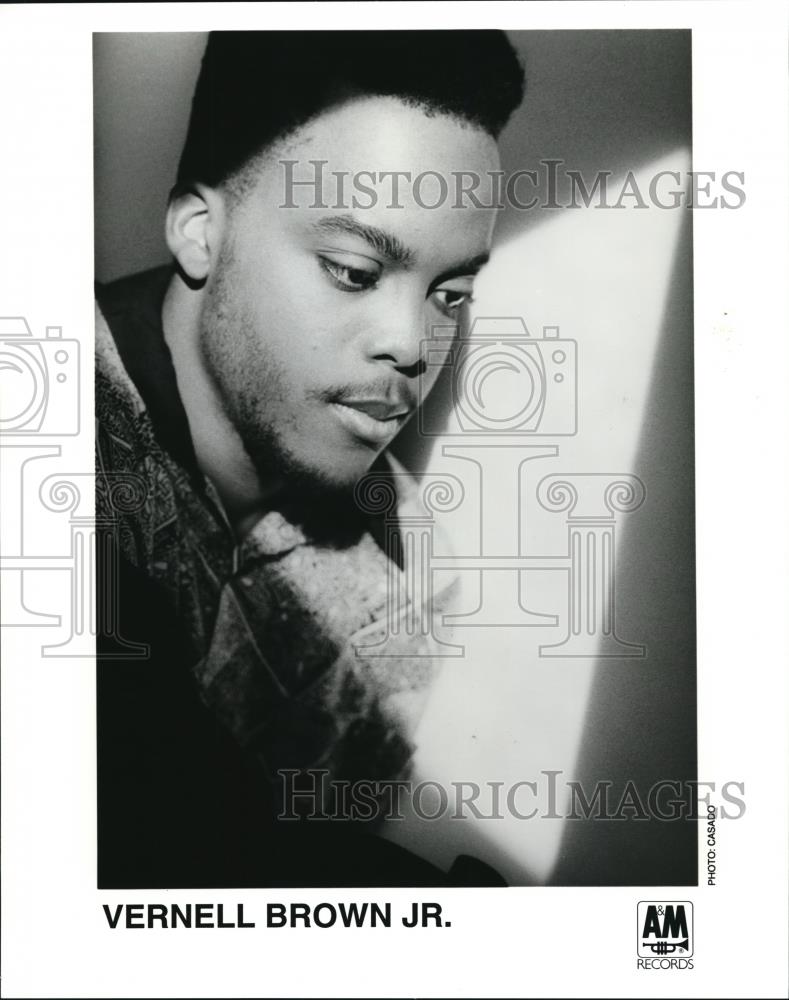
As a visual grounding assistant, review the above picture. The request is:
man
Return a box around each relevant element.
[96,30,524,887]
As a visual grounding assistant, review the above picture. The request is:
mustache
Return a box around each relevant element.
[312,379,418,414]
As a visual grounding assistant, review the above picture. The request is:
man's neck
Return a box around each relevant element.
[161,270,279,538]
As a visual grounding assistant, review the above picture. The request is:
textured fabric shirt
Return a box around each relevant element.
[95,267,455,826]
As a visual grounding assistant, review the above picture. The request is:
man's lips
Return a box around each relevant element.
[329,397,412,445]
[339,398,412,421]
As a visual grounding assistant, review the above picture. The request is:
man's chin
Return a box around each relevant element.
[278,469,370,546]
[246,441,380,545]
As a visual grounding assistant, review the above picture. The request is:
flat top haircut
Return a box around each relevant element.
[176,29,526,192]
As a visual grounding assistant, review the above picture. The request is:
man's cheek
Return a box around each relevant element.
[422,363,448,399]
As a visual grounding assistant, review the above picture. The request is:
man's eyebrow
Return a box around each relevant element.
[434,252,490,283]
[311,214,415,266]
[311,214,490,279]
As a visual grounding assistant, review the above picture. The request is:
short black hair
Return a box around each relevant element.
[176,30,525,191]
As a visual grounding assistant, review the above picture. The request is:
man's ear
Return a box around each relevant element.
[165,185,224,282]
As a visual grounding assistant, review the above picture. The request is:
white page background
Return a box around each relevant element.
[1,2,787,997]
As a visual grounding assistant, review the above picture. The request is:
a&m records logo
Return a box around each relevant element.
[637,901,693,965]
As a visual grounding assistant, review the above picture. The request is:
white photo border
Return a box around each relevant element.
[1,3,787,998]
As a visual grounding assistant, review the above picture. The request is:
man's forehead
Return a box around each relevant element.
[223,97,499,273]
[270,93,501,174]
[234,95,501,265]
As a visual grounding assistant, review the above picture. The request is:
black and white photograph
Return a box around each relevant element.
[1,3,787,998]
[93,27,698,890]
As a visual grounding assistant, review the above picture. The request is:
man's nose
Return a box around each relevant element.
[364,294,426,375]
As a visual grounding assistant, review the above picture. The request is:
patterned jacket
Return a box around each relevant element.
[95,268,456,808]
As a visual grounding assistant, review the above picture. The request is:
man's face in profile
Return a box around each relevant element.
[200,95,500,493]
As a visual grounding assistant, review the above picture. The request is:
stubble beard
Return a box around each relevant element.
[199,250,371,542]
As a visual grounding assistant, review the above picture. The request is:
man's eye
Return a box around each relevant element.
[432,287,474,315]
[320,256,380,292]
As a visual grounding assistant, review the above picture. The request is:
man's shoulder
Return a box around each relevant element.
[94,268,165,475]
[95,300,142,419]
[95,264,173,323]
[94,263,172,408]
[96,262,202,478]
